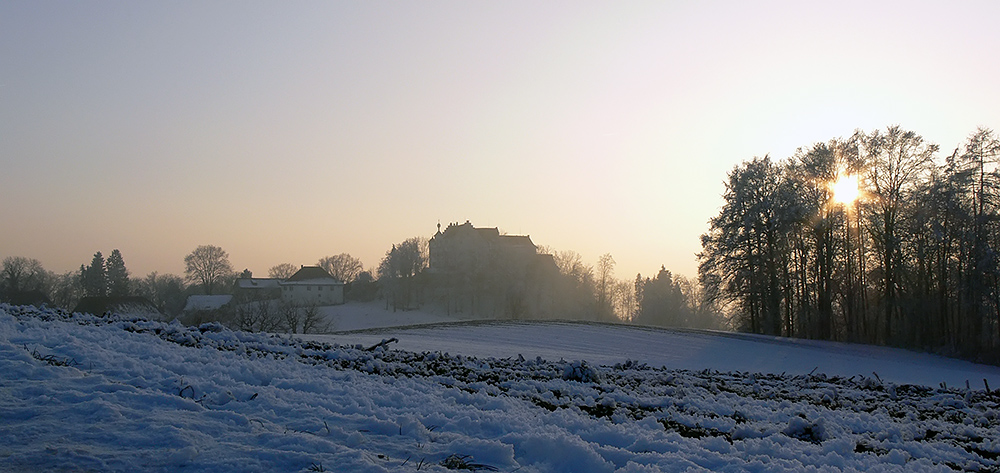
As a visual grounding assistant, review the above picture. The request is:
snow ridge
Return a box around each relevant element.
[2,303,999,472]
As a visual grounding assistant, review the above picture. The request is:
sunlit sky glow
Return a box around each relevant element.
[832,173,860,206]
[2,1,1000,281]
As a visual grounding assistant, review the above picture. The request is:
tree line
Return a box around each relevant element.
[3,239,723,332]
[699,125,1000,362]
[372,236,722,329]
[0,246,375,319]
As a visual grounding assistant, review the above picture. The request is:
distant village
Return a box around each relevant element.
[1,220,710,334]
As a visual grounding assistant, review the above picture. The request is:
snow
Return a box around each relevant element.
[3,302,1000,472]
[309,314,1000,391]
[183,294,234,312]
[316,302,476,332]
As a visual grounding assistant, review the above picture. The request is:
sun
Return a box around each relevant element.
[831,173,859,205]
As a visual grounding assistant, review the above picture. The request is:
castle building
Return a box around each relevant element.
[428,221,538,274]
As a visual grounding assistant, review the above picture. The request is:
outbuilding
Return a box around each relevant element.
[280,266,345,306]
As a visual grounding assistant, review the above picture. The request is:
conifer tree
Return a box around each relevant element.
[106,249,130,297]
[80,252,108,297]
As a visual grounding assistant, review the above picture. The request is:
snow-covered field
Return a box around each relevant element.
[312,319,1000,392]
[3,303,1000,472]
[314,302,476,333]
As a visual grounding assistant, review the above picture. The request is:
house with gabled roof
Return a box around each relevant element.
[280,265,345,306]
[235,276,283,300]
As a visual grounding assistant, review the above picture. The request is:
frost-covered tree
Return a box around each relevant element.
[696,126,1000,360]
[932,127,1000,355]
[859,126,936,343]
[699,156,800,335]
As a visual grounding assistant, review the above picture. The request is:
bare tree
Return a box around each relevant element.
[135,272,186,316]
[268,263,298,279]
[317,253,364,283]
[859,126,936,343]
[1,256,46,298]
[300,303,329,333]
[695,126,1000,361]
[596,253,616,321]
[280,302,299,333]
[227,290,282,333]
[279,301,330,334]
[547,249,597,320]
[676,274,723,329]
[378,238,427,311]
[552,250,589,281]
[184,245,234,295]
[613,278,636,322]
[49,271,83,310]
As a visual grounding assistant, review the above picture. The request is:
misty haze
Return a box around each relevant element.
[4,2,1000,472]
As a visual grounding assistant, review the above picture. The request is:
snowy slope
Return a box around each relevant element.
[3,303,1000,472]
[311,320,1000,391]
[315,302,475,332]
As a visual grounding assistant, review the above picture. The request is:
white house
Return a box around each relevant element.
[280,266,345,306]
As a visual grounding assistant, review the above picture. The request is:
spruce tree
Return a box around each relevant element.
[106,249,130,297]
[81,252,108,297]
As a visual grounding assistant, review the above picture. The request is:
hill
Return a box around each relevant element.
[2,303,1000,472]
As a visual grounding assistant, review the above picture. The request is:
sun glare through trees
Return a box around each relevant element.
[831,172,859,205]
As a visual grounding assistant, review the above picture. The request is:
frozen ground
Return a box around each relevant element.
[3,302,1000,472]
[314,301,476,332]
[313,302,1000,390]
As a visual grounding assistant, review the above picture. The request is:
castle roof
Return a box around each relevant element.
[434,221,535,248]
[498,234,535,247]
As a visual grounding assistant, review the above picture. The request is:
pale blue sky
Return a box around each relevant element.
[2,1,999,280]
